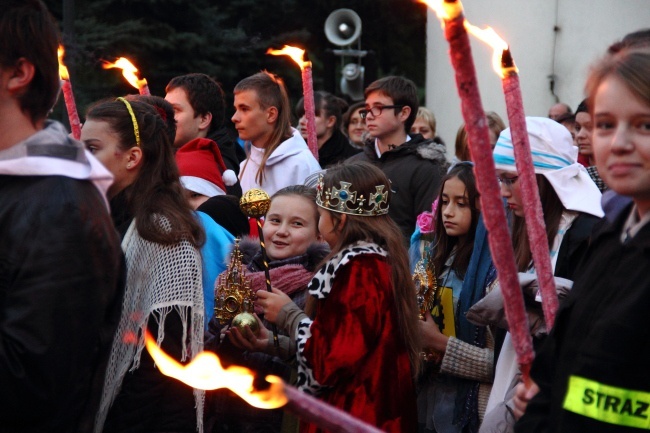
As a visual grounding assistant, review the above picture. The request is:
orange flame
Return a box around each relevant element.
[267,45,311,71]
[419,0,464,22]
[102,57,148,90]
[465,23,516,78]
[144,331,288,409]
[57,45,70,81]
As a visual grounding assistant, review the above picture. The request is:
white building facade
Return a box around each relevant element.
[425,0,650,154]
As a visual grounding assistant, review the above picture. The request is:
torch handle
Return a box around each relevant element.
[61,80,82,140]
[256,218,280,350]
[283,383,384,433]
[139,83,151,96]
[443,13,534,370]
[302,66,319,160]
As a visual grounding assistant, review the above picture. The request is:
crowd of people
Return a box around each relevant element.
[2,1,650,433]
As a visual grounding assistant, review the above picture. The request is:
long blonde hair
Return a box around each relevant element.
[236,71,293,186]
[310,162,422,375]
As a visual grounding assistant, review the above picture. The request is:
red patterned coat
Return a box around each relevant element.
[296,242,417,432]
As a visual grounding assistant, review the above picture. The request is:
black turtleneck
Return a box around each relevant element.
[109,187,135,239]
[318,129,361,168]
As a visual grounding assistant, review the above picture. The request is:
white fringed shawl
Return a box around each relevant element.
[95,217,205,432]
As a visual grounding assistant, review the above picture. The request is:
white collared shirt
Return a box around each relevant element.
[374,134,411,158]
[621,204,650,243]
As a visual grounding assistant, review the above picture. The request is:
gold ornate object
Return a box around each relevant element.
[240,188,271,218]
[238,187,280,349]
[413,253,443,363]
[232,312,260,335]
[214,239,255,323]
[413,256,438,320]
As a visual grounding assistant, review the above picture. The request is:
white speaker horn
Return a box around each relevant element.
[324,9,362,47]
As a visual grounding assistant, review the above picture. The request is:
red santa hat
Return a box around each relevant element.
[175,138,237,197]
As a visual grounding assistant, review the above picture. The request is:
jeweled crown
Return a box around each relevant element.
[316,174,389,216]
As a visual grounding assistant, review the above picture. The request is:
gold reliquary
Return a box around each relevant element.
[214,238,255,323]
[413,252,438,321]
[413,251,443,363]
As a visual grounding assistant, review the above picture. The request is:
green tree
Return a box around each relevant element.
[45,0,426,128]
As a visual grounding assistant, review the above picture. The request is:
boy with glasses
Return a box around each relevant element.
[348,76,448,242]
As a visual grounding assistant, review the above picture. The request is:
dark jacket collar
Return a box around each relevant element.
[109,187,134,239]
[360,133,448,165]
[593,201,650,250]
[318,129,360,168]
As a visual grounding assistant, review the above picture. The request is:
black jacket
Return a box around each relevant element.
[103,314,198,433]
[0,175,125,433]
[516,204,650,433]
[347,134,448,242]
[197,194,250,238]
[491,212,601,378]
[318,129,361,168]
[554,212,601,280]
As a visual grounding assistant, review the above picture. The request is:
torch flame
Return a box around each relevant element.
[267,45,311,71]
[419,0,464,22]
[420,0,516,78]
[464,23,516,78]
[102,57,148,90]
[57,45,70,81]
[144,331,288,409]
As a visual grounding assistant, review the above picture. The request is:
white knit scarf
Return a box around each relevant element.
[94,217,205,432]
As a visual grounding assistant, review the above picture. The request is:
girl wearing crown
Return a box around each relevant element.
[258,161,420,432]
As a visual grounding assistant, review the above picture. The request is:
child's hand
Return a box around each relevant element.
[226,314,270,352]
[419,311,449,353]
[512,380,540,420]
[255,288,292,323]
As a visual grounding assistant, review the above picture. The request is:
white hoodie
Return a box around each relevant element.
[0,120,113,207]
[239,128,321,196]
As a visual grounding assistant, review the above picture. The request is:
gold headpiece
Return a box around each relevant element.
[214,238,255,322]
[116,97,141,147]
[316,174,389,216]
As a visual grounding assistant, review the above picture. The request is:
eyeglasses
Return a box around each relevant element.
[496,175,519,187]
[359,105,404,119]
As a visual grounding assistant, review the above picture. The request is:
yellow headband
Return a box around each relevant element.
[116,97,141,147]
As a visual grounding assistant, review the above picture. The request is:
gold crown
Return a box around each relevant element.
[316,174,389,216]
[214,238,255,323]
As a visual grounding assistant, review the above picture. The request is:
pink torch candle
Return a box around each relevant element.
[500,49,558,328]
[301,58,319,159]
[102,57,150,95]
[267,45,319,160]
[57,46,82,140]
[463,22,559,329]
[422,0,534,375]
[138,82,151,96]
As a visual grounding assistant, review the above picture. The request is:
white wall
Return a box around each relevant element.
[425,0,650,157]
